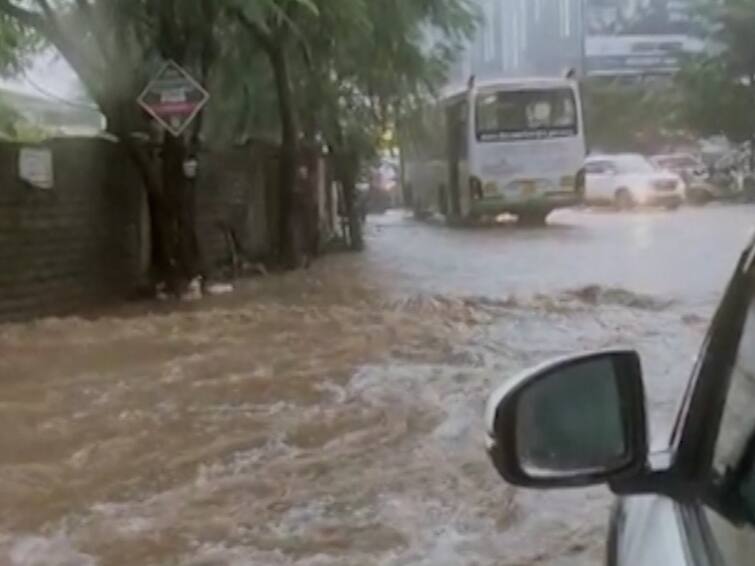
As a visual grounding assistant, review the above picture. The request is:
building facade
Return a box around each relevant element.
[585,0,703,76]
[448,0,585,86]
[446,0,701,86]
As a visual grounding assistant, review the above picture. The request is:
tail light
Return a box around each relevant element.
[470,176,483,200]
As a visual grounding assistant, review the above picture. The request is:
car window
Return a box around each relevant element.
[658,156,699,169]
[705,277,755,564]
[585,161,612,174]
[613,155,657,174]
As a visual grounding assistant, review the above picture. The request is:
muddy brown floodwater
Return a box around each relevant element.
[0,206,750,565]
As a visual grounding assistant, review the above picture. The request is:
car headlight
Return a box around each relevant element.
[652,179,679,191]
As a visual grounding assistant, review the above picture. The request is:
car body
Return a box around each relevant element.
[651,153,720,204]
[585,154,685,209]
[486,235,755,565]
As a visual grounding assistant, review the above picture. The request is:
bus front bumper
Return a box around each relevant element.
[471,192,583,215]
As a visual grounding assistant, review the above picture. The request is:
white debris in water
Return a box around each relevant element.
[205,282,235,296]
[3,534,97,566]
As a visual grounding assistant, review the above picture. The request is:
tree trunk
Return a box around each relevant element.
[334,150,364,251]
[269,44,299,267]
[113,110,201,294]
[161,134,201,290]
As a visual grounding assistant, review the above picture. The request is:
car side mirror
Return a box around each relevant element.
[485,351,648,489]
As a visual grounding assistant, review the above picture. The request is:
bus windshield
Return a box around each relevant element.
[475,88,578,142]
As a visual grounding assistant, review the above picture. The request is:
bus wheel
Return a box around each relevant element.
[518,209,550,227]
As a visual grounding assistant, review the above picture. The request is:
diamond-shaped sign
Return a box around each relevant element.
[138,60,210,137]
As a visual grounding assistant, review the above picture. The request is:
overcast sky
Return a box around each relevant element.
[0,50,88,105]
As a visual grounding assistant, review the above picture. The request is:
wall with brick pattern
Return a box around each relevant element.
[0,139,294,322]
[0,139,144,322]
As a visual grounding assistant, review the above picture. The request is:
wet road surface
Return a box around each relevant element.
[1,205,753,565]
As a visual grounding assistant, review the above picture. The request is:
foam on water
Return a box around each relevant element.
[0,284,709,565]
[1,533,97,566]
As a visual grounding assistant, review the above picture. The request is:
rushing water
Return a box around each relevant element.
[1,207,748,565]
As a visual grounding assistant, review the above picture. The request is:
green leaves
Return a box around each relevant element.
[292,0,477,155]
[583,78,684,152]
[0,11,40,76]
[0,0,476,156]
[675,0,755,142]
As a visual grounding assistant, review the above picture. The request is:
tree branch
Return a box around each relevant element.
[33,0,54,20]
[1,0,106,110]
[232,7,274,53]
[0,0,45,29]
[73,0,110,62]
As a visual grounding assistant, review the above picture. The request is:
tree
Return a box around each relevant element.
[0,0,226,293]
[677,59,755,144]
[0,95,18,138]
[295,0,477,249]
[0,0,477,285]
[677,0,755,148]
[0,10,37,73]
[232,0,327,267]
[229,0,475,254]
[582,78,684,153]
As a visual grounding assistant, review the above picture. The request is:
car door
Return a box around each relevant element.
[673,244,755,565]
[612,242,755,566]
[693,265,755,565]
[585,160,616,202]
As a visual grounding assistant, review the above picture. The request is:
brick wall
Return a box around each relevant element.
[0,138,145,322]
[196,143,278,272]
[0,139,282,322]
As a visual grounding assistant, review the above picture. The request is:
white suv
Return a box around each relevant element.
[585,154,685,210]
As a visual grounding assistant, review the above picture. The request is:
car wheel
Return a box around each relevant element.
[518,209,550,227]
[615,188,635,211]
[687,187,712,206]
[665,199,682,211]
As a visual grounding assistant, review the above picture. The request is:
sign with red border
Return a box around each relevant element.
[138,61,210,137]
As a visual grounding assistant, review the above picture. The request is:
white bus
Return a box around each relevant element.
[402,77,586,225]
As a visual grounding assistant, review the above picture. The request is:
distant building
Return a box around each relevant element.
[0,87,105,139]
[447,0,585,87]
[584,0,704,76]
[446,0,703,87]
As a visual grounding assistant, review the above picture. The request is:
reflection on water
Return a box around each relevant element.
[0,263,706,565]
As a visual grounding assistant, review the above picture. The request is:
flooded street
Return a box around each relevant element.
[1,205,753,565]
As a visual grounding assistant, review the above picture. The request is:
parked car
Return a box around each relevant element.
[651,153,720,204]
[486,235,755,565]
[585,154,684,210]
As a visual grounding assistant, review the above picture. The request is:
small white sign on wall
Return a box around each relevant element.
[19,147,54,190]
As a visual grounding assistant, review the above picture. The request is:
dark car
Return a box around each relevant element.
[486,236,755,565]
